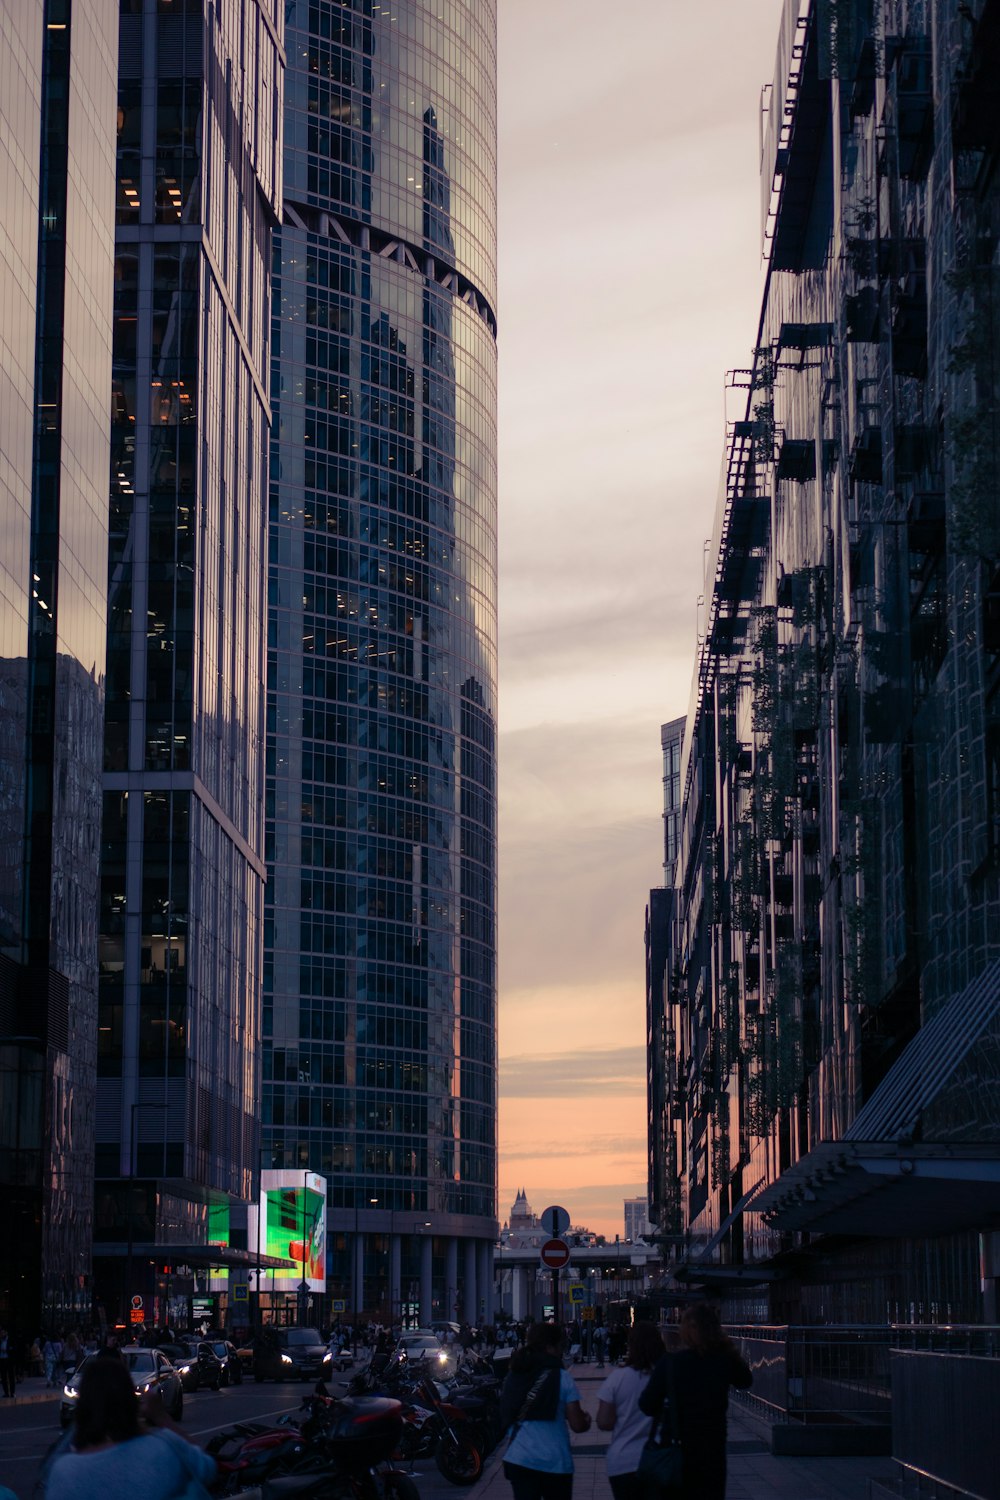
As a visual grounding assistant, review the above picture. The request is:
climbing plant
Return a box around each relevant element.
[751,347,776,470]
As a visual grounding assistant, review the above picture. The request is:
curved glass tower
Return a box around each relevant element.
[265,0,497,1325]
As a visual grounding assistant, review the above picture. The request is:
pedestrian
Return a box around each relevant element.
[595,1322,665,1500]
[0,1326,15,1397]
[593,1324,606,1368]
[43,1333,63,1388]
[45,1356,216,1499]
[500,1322,591,1500]
[64,1331,82,1377]
[638,1303,752,1500]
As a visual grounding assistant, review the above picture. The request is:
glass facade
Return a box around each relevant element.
[266,0,498,1323]
[93,0,283,1319]
[0,0,117,1329]
[661,0,1000,1323]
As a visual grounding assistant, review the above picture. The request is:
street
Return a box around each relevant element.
[0,1370,477,1500]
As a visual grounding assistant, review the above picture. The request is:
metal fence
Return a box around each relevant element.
[890,1347,1000,1500]
[723,1324,892,1422]
[892,1323,1000,1358]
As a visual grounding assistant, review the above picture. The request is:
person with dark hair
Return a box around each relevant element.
[45,1356,216,1499]
[500,1322,591,1500]
[638,1304,751,1500]
[595,1321,666,1500]
[0,1327,15,1398]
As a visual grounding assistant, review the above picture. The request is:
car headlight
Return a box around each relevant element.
[178,1364,191,1375]
[280,1353,293,1364]
[322,1351,332,1362]
[63,1384,77,1399]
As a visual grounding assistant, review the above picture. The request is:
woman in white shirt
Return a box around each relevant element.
[595,1322,666,1500]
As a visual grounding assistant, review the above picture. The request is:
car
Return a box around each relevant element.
[252,1326,334,1382]
[158,1339,223,1391]
[207,1339,244,1386]
[395,1333,449,1366]
[61,1348,184,1428]
[154,1342,204,1393]
[325,1340,354,1371]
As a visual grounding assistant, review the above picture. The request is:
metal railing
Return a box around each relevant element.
[892,1323,1000,1358]
[891,1346,1000,1500]
[723,1323,892,1423]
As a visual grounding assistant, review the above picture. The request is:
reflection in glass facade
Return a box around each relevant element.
[93,0,283,1320]
[266,0,498,1322]
[661,0,1000,1324]
[0,0,117,1329]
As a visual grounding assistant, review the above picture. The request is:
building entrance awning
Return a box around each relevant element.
[94,1244,296,1271]
[751,1140,1000,1236]
[750,958,1000,1236]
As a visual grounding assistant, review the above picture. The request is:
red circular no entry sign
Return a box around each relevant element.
[540,1237,571,1269]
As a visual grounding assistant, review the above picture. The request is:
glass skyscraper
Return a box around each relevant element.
[0,0,117,1328]
[92,0,283,1323]
[265,0,498,1323]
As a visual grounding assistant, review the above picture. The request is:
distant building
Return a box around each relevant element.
[509,1189,536,1233]
[658,0,1000,1323]
[646,717,684,1240]
[661,717,684,885]
[624,1198,652,1244]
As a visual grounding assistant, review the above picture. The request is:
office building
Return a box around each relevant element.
[264,0,499,1324]
[623,1198,652,1244]
[646,717,684,1237]
[0,0,117,1331]
[662,0,1000,1325]
[91,0,283,1324]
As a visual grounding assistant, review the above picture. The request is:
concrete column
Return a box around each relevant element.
[420,1233,433,1326]
[445,1236,458,1320]
[389,1232,402,1321]
[353,1231,365,1317]
[477,1240,494,1325]
[513,1264,529,1320]
[463,1238,477,1322]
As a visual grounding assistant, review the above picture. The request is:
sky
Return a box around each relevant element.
[495,0,785,1239]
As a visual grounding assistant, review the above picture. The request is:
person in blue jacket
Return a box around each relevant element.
[501,1321,591,1500]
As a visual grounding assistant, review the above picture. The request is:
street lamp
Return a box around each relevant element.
[298,1170,310,1324]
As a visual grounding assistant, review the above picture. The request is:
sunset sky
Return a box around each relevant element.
[495,0,785,1238]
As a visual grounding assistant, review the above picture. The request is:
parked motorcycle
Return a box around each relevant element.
[207,1387,417,1500]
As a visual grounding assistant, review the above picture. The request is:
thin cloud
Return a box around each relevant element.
[501,1046,646,1098]
[501,1134,647,1162]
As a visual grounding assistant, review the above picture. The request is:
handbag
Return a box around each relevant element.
[504,1366,557,1448]
[636,1355,683,1493]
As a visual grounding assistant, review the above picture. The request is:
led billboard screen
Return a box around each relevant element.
[259,1170,327,1292]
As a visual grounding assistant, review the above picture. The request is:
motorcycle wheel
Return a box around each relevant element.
[375,1471,420,1500]
[467,1420,500,1457]
[434,1435,483,1486]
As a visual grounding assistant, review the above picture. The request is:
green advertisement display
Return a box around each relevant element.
[261,1171,326,1291]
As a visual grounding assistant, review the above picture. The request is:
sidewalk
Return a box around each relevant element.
[1,1376,60,1408]
[475,1363,897,1500]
